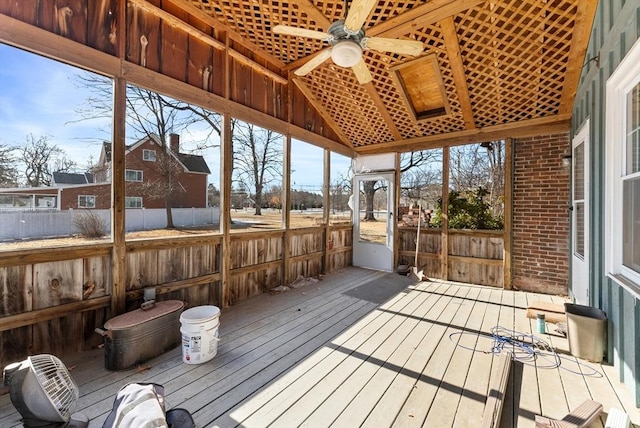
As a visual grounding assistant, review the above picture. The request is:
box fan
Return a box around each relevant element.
[3,354,88,428]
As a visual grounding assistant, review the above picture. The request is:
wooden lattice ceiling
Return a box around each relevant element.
[175,0,595,153]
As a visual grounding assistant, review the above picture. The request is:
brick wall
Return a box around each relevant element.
[512,133,570,295]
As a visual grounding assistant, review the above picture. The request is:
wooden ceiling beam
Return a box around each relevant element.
[355,114,572,154]
[362,82,403,140]
[558,0,598,115]
[131,0,287,84]
[440,16,475,130]
[158,0,287,69]
[288,0,332,29]
[292,78,354,148]
[367,0,486,38]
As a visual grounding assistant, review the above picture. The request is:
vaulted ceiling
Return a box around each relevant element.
[163,0,596,153]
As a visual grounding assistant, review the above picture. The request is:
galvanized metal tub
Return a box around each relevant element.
[98,300,184,371]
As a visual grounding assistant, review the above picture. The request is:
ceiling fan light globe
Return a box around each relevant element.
[331,41,362,67]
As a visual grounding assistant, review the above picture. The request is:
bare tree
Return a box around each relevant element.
[76,73,222,228]
[450,141,504,217]
[361,150,440,221]
[0,143,19,187]
[19,134,75,187]
[232,122,282,215]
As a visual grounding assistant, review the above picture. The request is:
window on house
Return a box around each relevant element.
[125,196,142,208]
[143,149,156,161]
[623,83,640,275]
[606,39,640,294]
[78,195,96,208]
[125,169,143,182]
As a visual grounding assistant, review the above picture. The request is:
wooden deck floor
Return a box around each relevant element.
[1,267,638,428]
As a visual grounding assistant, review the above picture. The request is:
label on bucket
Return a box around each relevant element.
[182,334,202,362]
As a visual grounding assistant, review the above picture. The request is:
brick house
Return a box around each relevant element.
[53,133,210,210]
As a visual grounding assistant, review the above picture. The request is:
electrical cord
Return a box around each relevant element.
[449,325,602,377]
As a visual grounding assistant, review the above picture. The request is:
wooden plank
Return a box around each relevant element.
[0,296,111,331]
[481,352,512,428]
[233,279,432,426]
[301,281,447,426]
[452,287,501,428]
[401,286,484,427]
[367,0,485,38]
[357,281,457,427]
[0,244,111,268]
[449,255,504,267]
[440,16,475,130]
[124,273,221,300]
[355,115,572,155]
[392,285,475,426]
[558,0,599,114]
[160,0,286,69]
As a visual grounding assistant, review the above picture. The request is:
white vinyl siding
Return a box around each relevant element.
[606,38,640,295]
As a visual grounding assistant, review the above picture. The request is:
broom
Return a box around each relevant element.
[411,199,424,281]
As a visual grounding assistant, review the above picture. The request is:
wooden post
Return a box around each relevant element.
[219,112,233,308]
[503,138,513,289]
[111,77,127,316]
[394,152,401,272]
[441,146,450,280]
[283,133,291,285]
[323,149,331,273]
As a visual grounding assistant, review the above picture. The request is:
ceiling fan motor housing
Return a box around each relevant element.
[328,20,365,67]
[327,20,365,45]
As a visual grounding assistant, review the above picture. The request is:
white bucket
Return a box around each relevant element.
[180,305,220,364]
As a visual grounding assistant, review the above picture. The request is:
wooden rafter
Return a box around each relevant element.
[367,0,486,38]
[160,0,287,69]
[292,78,354,148]
[130,0,288,84]
[288,0,332,29]
[440,16,475,129]
[355,114,572,154]
[558,0,598,114]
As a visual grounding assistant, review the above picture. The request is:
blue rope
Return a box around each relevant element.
[448,325,602,377]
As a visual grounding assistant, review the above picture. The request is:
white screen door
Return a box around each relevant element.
[353,172,394,271]
[571,122,589,304]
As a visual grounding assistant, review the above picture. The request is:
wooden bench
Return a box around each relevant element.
[481,352,512,428]
[534,400,603,428]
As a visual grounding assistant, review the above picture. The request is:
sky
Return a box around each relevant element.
[0,43,352,191]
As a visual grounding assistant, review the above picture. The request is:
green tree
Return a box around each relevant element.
[431,187,503,230]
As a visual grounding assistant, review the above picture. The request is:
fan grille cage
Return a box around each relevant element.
[28,354,79,420]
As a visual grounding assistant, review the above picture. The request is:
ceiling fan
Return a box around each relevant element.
[273,0,424,84]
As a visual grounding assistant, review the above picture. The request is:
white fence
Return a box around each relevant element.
[0,207,220,241]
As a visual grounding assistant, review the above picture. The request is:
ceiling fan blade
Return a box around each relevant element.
[344,0,378,33]
[273,25,329,40]
[294,49,332,76]
[365,37,424,56]
[351,58,373,84]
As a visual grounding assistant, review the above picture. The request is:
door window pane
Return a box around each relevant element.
[574,202,584,258]
[573,143,584,200]
[358,179,388,244]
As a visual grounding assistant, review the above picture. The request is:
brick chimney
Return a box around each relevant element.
[169,133,180,153]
